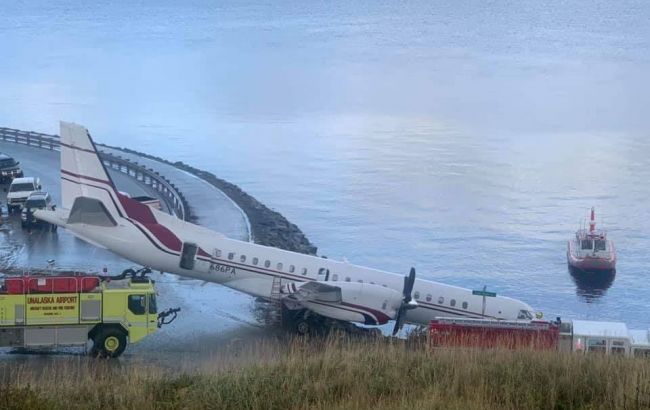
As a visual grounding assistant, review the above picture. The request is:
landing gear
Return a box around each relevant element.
[281,307,327,336]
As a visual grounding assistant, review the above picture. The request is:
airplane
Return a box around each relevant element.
[36,121,538,336]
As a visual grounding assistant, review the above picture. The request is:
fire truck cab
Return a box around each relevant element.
[0,273,162,357]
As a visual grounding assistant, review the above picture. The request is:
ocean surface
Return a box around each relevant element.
[1,1,650,327]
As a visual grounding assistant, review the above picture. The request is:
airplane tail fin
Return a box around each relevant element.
[59,121,121,221]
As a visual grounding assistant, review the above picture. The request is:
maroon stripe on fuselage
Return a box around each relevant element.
[62,169,115,188]
[59,141,99,154]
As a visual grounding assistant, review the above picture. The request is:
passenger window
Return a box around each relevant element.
[450,299,456,307]
[332,274,338,281]
[301,268,308,276]
[277,263,283,271]
[252,257,259,265]
[358,279,363,283]
[214,249,222,258]
[438,297,444,304]
[240,255,246,263]
[264,260,271,268]
[128,294,146,315]
[345,277,351,282]
[414,291,420,300]
[462,301,468,309]
[289,265,295,273]
[228,252,235,260]
[426,294,432,302]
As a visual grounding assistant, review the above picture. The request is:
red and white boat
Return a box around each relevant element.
[567,208,616,272]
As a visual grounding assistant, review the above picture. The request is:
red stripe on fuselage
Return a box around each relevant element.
[61,169,114,187]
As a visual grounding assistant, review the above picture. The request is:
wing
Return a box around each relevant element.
[282,281,342,304]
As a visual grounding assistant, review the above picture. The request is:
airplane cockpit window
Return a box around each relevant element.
[581,240,593,250]
[595,240,607,251]
[517,310,533,320]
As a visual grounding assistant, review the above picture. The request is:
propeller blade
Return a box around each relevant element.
[393,267,417,336]
[403,267,416,302]
[392,305,406,336]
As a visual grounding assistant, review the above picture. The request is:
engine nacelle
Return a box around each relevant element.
[300,281,403,325]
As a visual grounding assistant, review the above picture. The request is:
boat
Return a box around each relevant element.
[567,207,616,272]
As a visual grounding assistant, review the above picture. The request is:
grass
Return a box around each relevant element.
[1,335,650,410]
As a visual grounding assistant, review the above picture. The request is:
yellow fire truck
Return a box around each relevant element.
[0,267,178,358]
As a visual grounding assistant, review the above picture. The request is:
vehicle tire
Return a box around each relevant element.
[92,328,127,358]
[295,319,311,335]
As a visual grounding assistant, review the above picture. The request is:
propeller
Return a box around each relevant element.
[392,267,418,336]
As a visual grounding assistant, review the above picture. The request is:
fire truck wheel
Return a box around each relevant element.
[93,328,127,358]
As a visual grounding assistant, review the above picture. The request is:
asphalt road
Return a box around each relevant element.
[0,141,265,366]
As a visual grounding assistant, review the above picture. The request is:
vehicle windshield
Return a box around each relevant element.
[9,183,34,192]
[0,158,16,168]
[24,199,46,208]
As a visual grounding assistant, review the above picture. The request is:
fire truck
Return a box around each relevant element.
[0,267,179,358]
[429,317,560,350]
[429,317,650,357]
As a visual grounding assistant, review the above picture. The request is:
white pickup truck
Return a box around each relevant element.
[7,177,41,213]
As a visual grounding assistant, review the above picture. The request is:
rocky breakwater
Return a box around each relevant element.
[102,145,317,256]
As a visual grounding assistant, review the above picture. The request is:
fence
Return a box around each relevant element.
[0,127,188,220]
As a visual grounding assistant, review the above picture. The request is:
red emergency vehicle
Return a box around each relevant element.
[429,317,560,350]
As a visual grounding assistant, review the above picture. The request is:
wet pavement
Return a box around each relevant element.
[0,140,262,367]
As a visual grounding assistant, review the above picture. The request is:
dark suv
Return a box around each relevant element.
[21,192,57,231]
[0,153,23,183]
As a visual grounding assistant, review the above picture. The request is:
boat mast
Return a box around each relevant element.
[589,207,596,233]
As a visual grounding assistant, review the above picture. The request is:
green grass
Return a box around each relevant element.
[1,336,650,409]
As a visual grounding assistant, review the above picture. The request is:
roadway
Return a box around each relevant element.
[0,140,266,366]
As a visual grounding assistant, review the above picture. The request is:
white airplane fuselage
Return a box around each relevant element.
[36,121,536,328]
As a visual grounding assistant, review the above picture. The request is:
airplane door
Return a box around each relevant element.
[180,242,198,270]
[318,268,330,281]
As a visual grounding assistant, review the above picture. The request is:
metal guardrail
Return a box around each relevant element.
[0,127,188,220]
